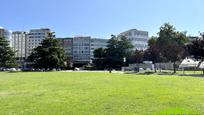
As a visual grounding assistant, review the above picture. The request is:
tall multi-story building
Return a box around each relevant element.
[26,28,53,57]
[12,31,27,68]
[90,38,108,59]
[72,36,91,64]
[119,29,149,50]
[58,38,73,60]
[11,31,27,63]
[59,36,108,65]
[0,26,12,46]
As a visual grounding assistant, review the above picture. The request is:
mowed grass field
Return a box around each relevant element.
[0,72,204,115]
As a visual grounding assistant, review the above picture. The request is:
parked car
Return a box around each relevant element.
[139,68,144,71]
[9,68,17,72]
[74,67,80,71]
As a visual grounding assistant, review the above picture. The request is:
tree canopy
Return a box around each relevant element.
[156,23,188,73]
[0,37,17,68]
[93,23,188,73]
[28,38,67,70]
[186,34,204,69]
[144,36,160,72]
[93,48,106,70]
[93,35,133,70]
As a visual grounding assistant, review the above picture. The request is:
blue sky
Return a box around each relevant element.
[1,0,203,38]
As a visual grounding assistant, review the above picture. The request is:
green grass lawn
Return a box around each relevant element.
[0,72,204,115]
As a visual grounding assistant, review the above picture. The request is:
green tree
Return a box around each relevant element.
[156,23,188,73]
[144,37,160,72]
[28,38,67,70]
[0,37,17,68]
[163,43,185,73]
[93,35,133,70]
[93,48,106,70]
[132,49,144,72]
[106,35,133,69]
[186,34,204,73]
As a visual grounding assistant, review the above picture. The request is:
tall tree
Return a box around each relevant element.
[156,23,188,73]
[132,49,144,72]
[0,37,17,68]
[94,35,133,70]
[163,43,185,73]
[93,48,106,70]
[106,35,133,69]
[28,38,67,70]
[186,34,204,71]
[144,36,160,72]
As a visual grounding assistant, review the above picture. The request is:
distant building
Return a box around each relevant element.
[0,26,12,46]
[119,29,149,50]
[90,38,108,59]
[12,31,27,58]
[59,36,108,65]
[188,36,199,42]
[58,38,73,60]
[72,36,91,64]
[11,31,27,65]
[26,28,53,57]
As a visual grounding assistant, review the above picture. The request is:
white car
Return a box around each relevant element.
[74,68,80,71]
[10,68,17,72]
[139,68,144,71]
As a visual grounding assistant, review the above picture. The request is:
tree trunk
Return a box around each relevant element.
[159,63,162,72]
[154,63,157,73]
[173,62,176,73]
[137,63,140,72]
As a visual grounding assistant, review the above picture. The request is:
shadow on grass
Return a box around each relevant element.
[157,71,175,75]
[125,71,156,75]
[178,74,204,78]
[139,71,156,75]
[4,71,48,74]
[125,71,204,78]
[6,71,21,74]
[6,70,60,73]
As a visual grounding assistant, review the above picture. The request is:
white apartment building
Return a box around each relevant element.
[119,29,149,50]
[26,28,52,57]
[12,31,27,60]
